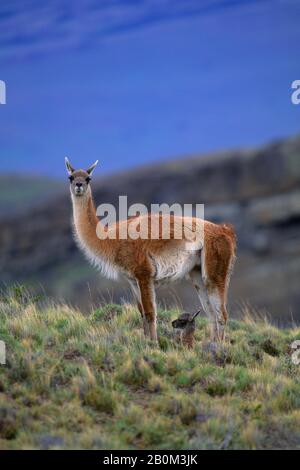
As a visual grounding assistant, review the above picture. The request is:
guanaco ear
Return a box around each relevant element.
[65,157,75,175]
[191,310,201,321]
[86,160,99,176]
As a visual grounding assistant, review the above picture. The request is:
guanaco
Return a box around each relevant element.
[65,158,236,343]
[172,311,201,348]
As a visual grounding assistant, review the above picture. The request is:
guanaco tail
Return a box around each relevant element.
[65,158,236,343]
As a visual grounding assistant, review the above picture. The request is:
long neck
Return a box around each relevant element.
[71,189,112,260]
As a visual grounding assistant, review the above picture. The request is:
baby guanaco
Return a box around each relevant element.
[172,310,201,348]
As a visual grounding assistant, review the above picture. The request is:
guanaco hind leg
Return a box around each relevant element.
[189,268,228,342]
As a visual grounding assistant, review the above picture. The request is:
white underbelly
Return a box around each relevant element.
[153,248,200,282]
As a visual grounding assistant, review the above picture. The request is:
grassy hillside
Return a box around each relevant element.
[2,135,300,321]
[0,288,300,450]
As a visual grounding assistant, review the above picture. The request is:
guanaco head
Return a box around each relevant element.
[172,310,201,329]
[172,310,201,348]
[65,158,98,198]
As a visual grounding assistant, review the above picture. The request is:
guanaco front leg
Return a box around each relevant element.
[128,280,150,337]
[137,278,158,342]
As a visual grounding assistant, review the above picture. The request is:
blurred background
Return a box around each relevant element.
[0,0,300,324]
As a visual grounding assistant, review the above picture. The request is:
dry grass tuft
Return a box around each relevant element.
[0,288,300,449]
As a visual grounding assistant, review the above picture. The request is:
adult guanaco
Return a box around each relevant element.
[65,158,236,343]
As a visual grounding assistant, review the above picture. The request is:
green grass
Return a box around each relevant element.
[0,288,300,449]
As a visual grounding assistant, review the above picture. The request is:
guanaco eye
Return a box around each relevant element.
[69,175,74,183]
[86,177,91,183]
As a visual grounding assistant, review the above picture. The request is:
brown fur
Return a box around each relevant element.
[198,223,236,340]
[172,313,197,348]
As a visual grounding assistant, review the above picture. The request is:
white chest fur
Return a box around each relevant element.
[74,229,119,280]
[72,199,119,281]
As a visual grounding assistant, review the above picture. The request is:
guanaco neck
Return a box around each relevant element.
[71,188,113,261]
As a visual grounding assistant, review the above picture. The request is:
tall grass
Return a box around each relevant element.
[0,287,300,449]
